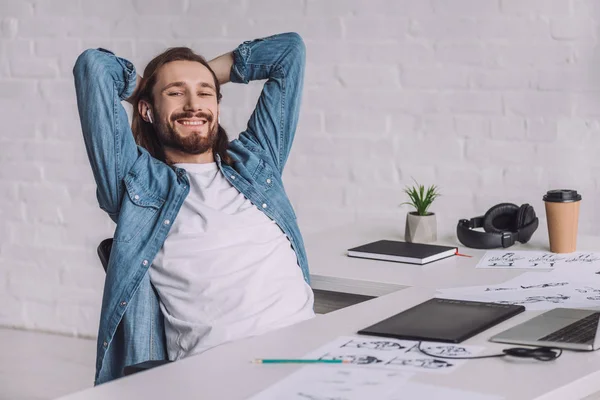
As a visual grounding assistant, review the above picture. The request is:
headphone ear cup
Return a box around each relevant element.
[483,203,520,233]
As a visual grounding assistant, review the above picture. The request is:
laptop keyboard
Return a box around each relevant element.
[539,313,600,344]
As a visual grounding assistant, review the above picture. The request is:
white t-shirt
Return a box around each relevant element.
[149,162,315,360]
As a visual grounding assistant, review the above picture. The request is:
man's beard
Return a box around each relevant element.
[156,111,218,155]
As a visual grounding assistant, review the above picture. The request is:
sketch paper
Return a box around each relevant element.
[476,251,600,269]
[391,382,504,400]
[301,336,484,374]
[247,365,412,400]
[437,272,600,310]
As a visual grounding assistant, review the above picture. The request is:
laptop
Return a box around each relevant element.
[490,308,600,351]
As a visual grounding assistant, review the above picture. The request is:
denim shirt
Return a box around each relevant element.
[73,33,308,385]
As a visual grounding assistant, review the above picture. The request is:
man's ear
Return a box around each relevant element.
[138,100,152,123]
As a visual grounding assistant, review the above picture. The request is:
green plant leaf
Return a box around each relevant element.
[401,179,441,216]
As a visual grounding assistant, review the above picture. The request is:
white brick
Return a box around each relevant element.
[389,115,416,136]
[395,136,463,165]
[397,165,437,184]
[285,180,346,207]
[443,92,503,115]
[504,92,572,116]
[557,118,600,141]
[343,18,408,40]
[419,115,455,137]
[526,118,558,142]
[42,162,94,183]
[287,153,351,180]
[349,158,399,184]
[60,267,104,291]
[0,293,24,325]
[455,116,490,138]
[488,44,575,67]
[0,81,37,100]
[433,0,499,15]
[402,66,470,89]
[308,42,434,65]
[573,93,600,117]
[551,18,595,41]
[33,0,82,16]
[226,18,342,41]
[81,0,136,17]
[83,40,135,61]
[0,163,43,182]
[132,0,186,15]
[539,166,595,189]
[67,18,112,38]
[23,302,62,332]
[411,17,550,40]
[345,185,406,209]
[465,139,536,165]
[2,0,34,17]
[472,69,533,90]
[325,112,387,137]
[490,117,526,141]
[9,57,59,78]
[57,304,100,336]
[435,43,487,66]
[501,0,572,16]
[110,17,173,39]
[305,64,337,88]
[306,0,433,16]
[187,0,245,18]
[336,65,399,88]
[171,18,224,38]
[296,111,324,134]
[503,166,543,188]
[17,17,69,38]
[537,69,600,91]
[436,166,482,190]
[0,18,18,39]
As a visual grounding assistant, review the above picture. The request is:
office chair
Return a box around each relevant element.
[97,239,171,376]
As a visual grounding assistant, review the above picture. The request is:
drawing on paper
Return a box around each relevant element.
[340,339,406,351]
[575,287,600,294]
[320,354,384,365]
[565,254,600,264]
[528,254,564,267]
[405,343,471,357]
[496,294,570,305]
[487,252,524,267]
[520,282,568,289]
[297,393,346,400]
[386,357,454,369]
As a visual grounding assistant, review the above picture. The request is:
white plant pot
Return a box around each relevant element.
[405,212,437,243]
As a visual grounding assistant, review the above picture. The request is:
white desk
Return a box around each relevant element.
[306,220,600,296]
[58,287,600,400]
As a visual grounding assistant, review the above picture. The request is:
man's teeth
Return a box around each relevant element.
[180,120,206,126]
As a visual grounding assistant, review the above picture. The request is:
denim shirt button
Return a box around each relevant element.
[266,178,271,184]
[134,194,140,200]
[120,301,127,306]
[142,260,148,266]
[262,203,267,209]
[164,219,170,225]
[103,341,108,347]
[231,175,235,180]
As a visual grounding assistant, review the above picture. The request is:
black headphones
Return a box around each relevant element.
[457,203,539,249]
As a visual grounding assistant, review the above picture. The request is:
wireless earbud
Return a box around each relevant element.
[146,109,153,124]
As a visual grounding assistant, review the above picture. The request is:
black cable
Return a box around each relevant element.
[416,341,562,361]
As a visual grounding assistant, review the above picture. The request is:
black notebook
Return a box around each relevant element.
[347,240,457,265]
[359,298,525,343]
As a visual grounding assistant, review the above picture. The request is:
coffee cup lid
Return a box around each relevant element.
[543,189,582,203]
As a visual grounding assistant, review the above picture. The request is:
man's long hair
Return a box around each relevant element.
[131,47,231,165]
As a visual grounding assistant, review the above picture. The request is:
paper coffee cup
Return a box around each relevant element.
[543,189,581,253]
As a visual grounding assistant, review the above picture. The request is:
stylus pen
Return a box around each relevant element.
[253,359,349,364]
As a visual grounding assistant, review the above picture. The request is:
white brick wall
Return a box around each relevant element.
[1,0,599,337]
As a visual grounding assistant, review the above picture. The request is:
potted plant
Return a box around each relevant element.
[401,180,441,243]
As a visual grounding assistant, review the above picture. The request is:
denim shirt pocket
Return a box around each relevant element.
[252,159,275,192]
[113,174,165,243]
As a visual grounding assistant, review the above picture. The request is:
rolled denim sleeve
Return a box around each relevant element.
[231,32,306,173]
[73,49,140,219]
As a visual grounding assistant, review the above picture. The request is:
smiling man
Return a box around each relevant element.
[73,33,314,385]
